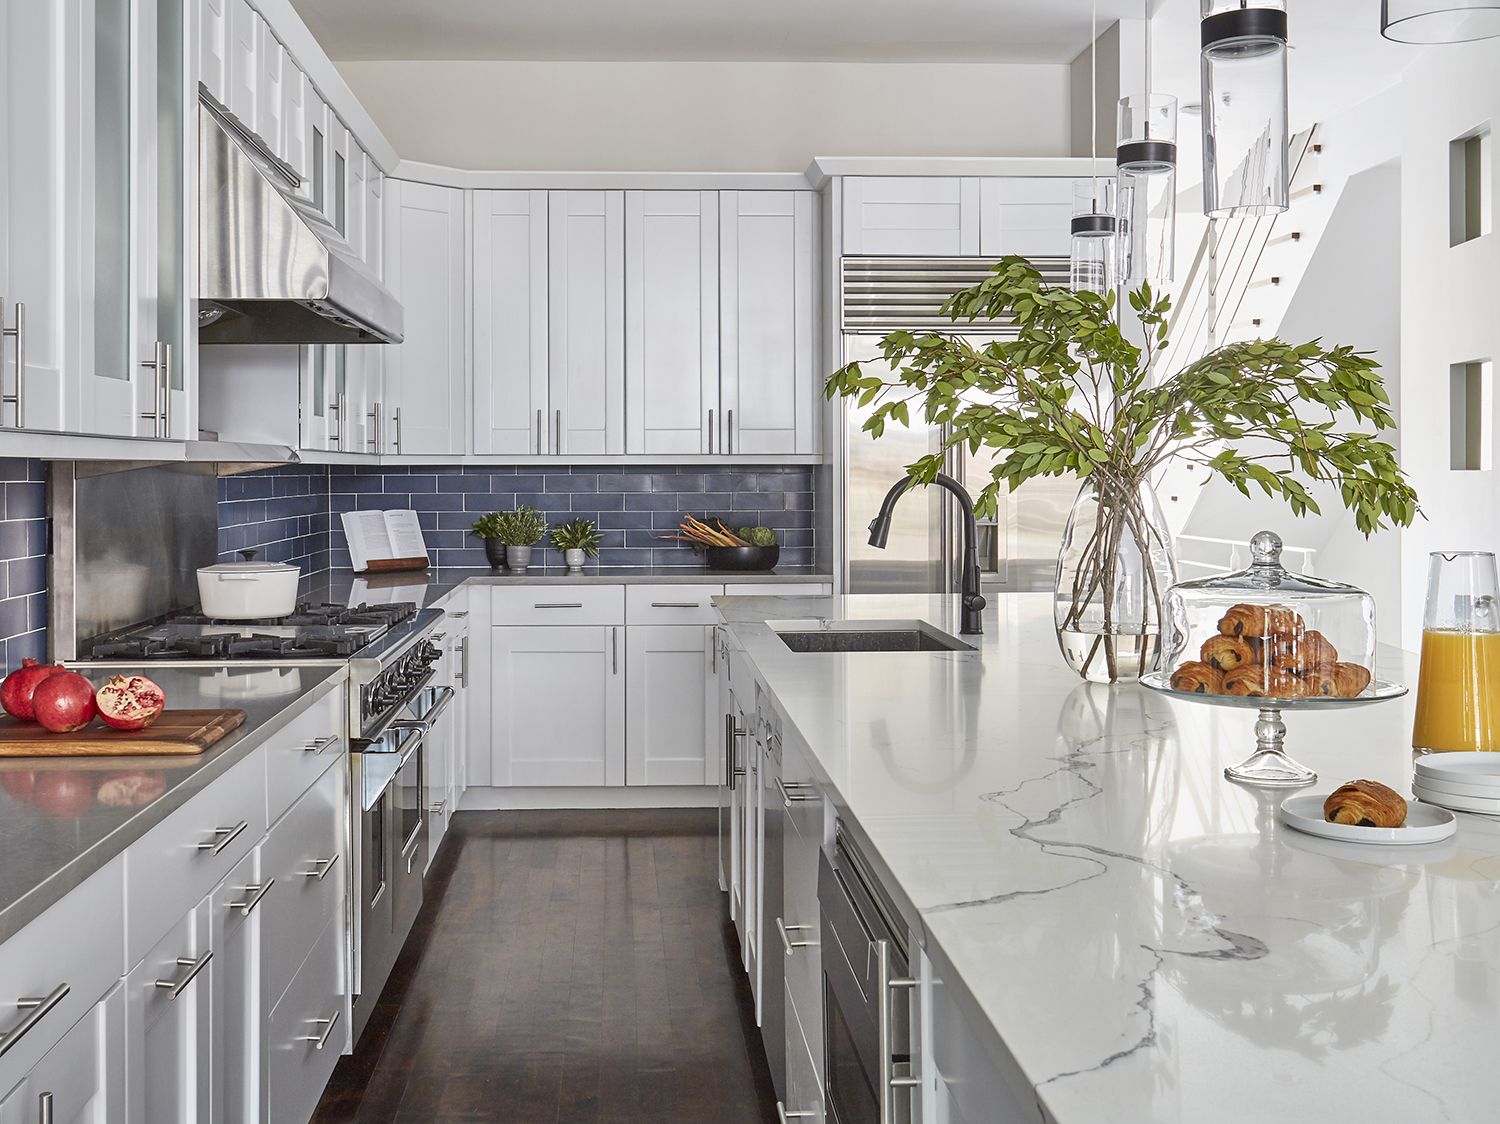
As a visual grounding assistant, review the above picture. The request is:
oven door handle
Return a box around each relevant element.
[360,667,440,743]
[393,723,426,771]
[403,685,455,732]
[875,937,920,1124]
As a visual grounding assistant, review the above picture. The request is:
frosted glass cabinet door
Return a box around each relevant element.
[624,190,719,455]
[472,190,548,454]
[548,190,625,455]
[719,191,818,456]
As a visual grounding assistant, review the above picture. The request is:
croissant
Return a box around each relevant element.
[1200,634,1254,673]
[1301,668,1341,697]
[1218,603,1304,641]
[1298,629,1340,670]
[1223,666,1308,699]
[1170,661,1224,694]
[1324,779,1406,828]
[1333,662,1372,698]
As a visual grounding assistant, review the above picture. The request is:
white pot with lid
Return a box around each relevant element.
[196,550,301,619]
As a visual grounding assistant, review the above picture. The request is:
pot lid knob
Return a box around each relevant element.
[239,549,260,562]
[1249,530,1283,566]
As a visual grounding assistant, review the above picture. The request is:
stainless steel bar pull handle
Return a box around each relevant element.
[1,298,25,427]
[776,1103,815,1123]
[775,917,813,956]
[533,602,584,609]
[554,408,562,453]
[392,407,402,453]
[708,408,714,454]
[775,777,816,808]
[38,1090,53,1124]
[197,819,248,855]
[0,983,69,1057]
[876,938,920,1124]
[367,400,382,450]
[299,854,340,881]
[161,343,173,437]
[304,735,340,754]
[429,799,447,814]
[298,1008,341,1050]
[139,341,167,435]
[650,602,701,609]
[611,627,619,675]
[155,950,213,1000]
[727,408,734,454]
[228,879,276,916]
[334,392,347,450]
[536,408,543,453]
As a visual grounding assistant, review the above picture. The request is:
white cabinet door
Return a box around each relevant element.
[425,654,453,866]
[720,191,818,456]
[255,21,285,162]
[473,189,548,455]
[198,0,230,106]
[383,179,466,454]
[125,899,213,1124]
[548,190,624,455]
[451,614,470,802]
[282,64,308,192]
[225,0,260,135]
[626,625,715,786]
[209,849,267,1124]
[490,625,625,786]
[365,165,384,276]
[624,190,718,455]
[0,986,125,1124]
[299,345,333,450]
[978,177,1075,258]
[842,177,980,256]
[345,148,368,261]
[305,94,332,221]
[329,120,352,244]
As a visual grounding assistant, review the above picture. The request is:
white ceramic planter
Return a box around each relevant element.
[564,548,586,572]
[507,545,533,573]
[196,558,300,619]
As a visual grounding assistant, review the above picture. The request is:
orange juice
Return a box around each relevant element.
[1412,629,1500,752]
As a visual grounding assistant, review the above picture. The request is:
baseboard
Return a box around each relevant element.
[458,785,720,810]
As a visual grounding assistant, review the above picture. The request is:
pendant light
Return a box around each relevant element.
[1381,1,1500,43]
[1117,0,1177,284]
[1201,1,1289,218]
[1071,0,1119,296]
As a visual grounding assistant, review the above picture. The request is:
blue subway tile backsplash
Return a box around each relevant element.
[216,464,332,575]
[0,458,49,667]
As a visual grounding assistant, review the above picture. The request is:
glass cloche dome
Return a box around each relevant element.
[1162,531,1376,700]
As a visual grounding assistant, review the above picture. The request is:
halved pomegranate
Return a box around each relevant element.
[95,675,166,732]
[31,671,98,733]
[1,658,66,722]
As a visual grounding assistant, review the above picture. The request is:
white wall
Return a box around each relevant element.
[336,60,1072,172]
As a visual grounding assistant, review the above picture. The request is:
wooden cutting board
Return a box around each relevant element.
[0,709,247,757]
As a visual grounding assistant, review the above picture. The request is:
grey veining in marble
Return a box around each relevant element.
[0,664,345,944]
[718,591,1500,1124]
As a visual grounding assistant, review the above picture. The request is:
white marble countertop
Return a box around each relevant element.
[717,591,1500,1124]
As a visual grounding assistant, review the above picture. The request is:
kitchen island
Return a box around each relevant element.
[717,591,1499,1123]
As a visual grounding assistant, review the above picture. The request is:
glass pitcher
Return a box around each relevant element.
[1413,551,1500,753]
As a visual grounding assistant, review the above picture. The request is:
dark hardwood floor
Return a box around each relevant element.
[312,809,779,1124]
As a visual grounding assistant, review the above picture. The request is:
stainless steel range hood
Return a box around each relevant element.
[198,99,403,345]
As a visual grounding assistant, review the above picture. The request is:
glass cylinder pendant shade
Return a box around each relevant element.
[1070,179,1118,295]
[1116,95,1177,285]
[1201,1,1289,218]
[1382,0,1500,43]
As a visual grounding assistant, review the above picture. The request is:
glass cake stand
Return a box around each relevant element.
[1140,672,1409,787]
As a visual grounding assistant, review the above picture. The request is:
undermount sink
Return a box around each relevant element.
[771,619,975,654]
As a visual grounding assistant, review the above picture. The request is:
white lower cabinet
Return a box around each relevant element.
[626,624,716,785]
[490,625,625,786]
[0,985,125,1124]
[781,978,825,1124]
[265,911,346,1124]
[210,849,268,1124]
[125,900,214,1123]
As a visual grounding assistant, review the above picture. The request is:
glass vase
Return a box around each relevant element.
[1054,477,1178,683]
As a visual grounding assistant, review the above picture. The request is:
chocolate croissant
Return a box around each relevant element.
[1298,629,1340,670]
[1223,666,1307,699]
[1324,779,1406,828]
[1300,668,1341,697]
[1333,662,1372,698]
[1200,634,1254,673]
[1170,661,1224,694]
[1218,602,1303,641]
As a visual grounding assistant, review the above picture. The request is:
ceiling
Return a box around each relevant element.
[288,0,1152,63]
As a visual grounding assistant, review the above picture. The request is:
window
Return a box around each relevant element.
[1449,127,1491,246]
[1450,360,1491,470]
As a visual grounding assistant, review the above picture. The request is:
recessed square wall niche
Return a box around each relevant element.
[1449,127,1491,247]
[1450,359,1492,470]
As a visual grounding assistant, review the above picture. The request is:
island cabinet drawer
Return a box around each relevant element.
[125,748,267,965]
[264,687,346,825]
[261,764,344,1010]
[266,911,346,1124]
[491,584,624,626]
[0,856,124,1092]
[625,584,723,625]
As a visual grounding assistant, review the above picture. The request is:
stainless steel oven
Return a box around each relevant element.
[350,673,453,1040]
[819,827,918,1124]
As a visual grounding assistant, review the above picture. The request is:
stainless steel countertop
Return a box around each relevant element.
[0,664,346,944]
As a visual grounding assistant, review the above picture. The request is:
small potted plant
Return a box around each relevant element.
[667,516,780,572]
[549,518,602,573]
[485,506,548,573]
[470,512,508,569]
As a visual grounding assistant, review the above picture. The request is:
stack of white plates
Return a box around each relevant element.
[1413,752,1500,815]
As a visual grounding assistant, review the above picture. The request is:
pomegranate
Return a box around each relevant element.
[31,671,97,733]
[1,658,66,722]
[95,675,166,732]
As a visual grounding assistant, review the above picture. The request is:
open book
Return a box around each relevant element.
[340,509,430,573]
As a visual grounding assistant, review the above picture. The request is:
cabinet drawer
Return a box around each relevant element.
[265,687,346,826]
[125,749,267,965]
[626,584,723,625]
[491,584,624,626]
[267,912,346,1124]
[783,976,826,1124]
[723,582,831,597]
[261,764,344,1010]
[0,857,124,1093]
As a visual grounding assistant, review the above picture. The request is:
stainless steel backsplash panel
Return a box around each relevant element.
[50,462,219,657]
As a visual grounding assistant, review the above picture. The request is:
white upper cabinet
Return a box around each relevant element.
[624,190,719,456]
[226,0,260,134]
[978,177,1075,258]
[255,20,286,164]
[842,176,980,256]
[719,191,819,456]
[383,179,466,455]
[305,94,331,222]
[330,120,352,242]
[364,164,383,276]
[199,0,229,106]
[548,190,625,455]
[473,189,548,455]
[282,64,309,190]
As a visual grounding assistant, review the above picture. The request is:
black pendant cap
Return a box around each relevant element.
[1071,214,1118,236]
[1202,7,1289,48]
[1115,140,1178,173]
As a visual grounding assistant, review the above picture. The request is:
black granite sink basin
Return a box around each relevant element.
[775,624,973,653]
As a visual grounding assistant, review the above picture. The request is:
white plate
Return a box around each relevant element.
[1279,793,1457,845]
[1412,782,1500,817]
[1413,751,1500,789]
[1409,770,1500,800]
